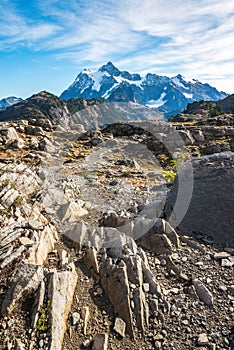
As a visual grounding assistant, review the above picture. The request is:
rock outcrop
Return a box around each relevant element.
[165,152,234,247]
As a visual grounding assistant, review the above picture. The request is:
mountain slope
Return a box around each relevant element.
[182,93,234,116]
[0,96,23,110]
[60,62,228,117]
[0,91,163,128]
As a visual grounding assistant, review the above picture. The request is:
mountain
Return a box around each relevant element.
[181,93,234,116]
[0,91,163,129]
[60,62,228,118]
[0,96,23,110]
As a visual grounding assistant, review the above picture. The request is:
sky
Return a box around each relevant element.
[0,0,234,99]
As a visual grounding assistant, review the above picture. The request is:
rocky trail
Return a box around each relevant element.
[0,116,233,350]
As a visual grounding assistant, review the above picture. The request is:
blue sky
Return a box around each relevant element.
[0,0,234,99]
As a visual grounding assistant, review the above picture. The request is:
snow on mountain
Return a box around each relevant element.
[0,96,23,110]
[146,93,167,108]
[60,62,228,118]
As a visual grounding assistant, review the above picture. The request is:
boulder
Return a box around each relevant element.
[165,152,234,247]
[0,127,19,142]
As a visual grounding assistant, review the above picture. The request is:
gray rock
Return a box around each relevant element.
[25,125,45,136]
[1,263,44,315]
[165,152,234,247]
[0,127,19,142]
[193,278,213,307]
[11,138,25,149]
[92,333,108,350]
[100,259,134,338]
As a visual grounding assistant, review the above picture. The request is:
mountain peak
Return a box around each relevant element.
[0,96,23,110]
[60,63,228,118]
[99,61,120,76]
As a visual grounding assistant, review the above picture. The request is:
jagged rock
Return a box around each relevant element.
[0,163,41,197]
[39,137,55,152]
[124,254,148,332]
[27,224,58,265]
[83,247,100,280]
[92,333,108,350]
[138,232,172,255]
[0,127,19,142]
[191,129,205,142]
[165,152,234,247]
[227,285,234,296]
[0,245,26,269]
[193,278,213,307]
[48,262,78,350]
[99,211,130,228]
[1,263,44,315]
[59,249,70,266]
[136,218,180,255]
[25,125,45,136]
[100,259,134,338]
[15,339,26,350]
[31,280,46,328]
[0,187,21,208]
[57,201,88,223]
[113,317,126,337]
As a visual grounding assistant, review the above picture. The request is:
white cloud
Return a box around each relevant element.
[0,0,233,93]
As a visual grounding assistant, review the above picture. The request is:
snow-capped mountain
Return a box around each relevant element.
[60,62,228,117]
[0,96,23,110]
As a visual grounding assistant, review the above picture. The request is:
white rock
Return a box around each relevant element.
[27,224,58,265]
[114,317,126,337]
[81,306,90,335]
[72,312,81,326]
[19,237,34,246]
[58,201,88,223]
[143,283,150,293]
[48,263,78,350]
[197,333,209,345]
[221,258,233,267]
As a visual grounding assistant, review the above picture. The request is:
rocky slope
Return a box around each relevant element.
[178,94,234,117]
[0,113,233,350]
[60,62,228,117]
[0,91,163,127]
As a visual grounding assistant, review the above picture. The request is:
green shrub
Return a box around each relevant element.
[36,300,51,332]
[2,179,10,187]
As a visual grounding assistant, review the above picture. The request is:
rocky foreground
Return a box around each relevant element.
[0,114,233,350]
